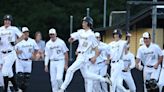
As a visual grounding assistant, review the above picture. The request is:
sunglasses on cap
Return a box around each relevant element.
[49,34,55,35]
[143,37,149,39]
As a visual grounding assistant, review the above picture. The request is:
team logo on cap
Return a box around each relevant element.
[114,30,117,33]
[83,17,86,20]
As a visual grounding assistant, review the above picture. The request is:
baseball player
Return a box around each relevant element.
[15,27,39,91]
[44,28,69,92]
[91,32,110,92]
[83,32,111,92]
[125,31,132,45]
[122,45,136,92]
[137,37,145,70]
[158,49,164,92]
[136,32,163,92]
[0,14,24,92]
[139,38,144,46]
[109,29,127,92]
[58,16,111,92]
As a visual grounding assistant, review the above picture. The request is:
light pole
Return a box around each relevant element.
[103,0,107,27]
[152,0,157,43]
[69,15,73,62]
[87,8,90,16]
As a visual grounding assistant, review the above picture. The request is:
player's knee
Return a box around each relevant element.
[2,71,8,77]
[57,79,63,87]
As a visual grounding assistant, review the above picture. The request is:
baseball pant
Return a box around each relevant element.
[158,67,164,92]
[0,70,4,86]
[16,59,32,73]
[1,51,19,92]
[82,61,108,92]
[92,62,108,92]
[110,60,127,92]
[143,66,161,92]
[0,56,3,86]
[60,54,107,90]
[83,62,98,92]
[1,51,17,77]
[50,60,65,92]
[122,71,136,92]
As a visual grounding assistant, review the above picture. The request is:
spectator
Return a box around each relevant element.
[34,31,45,61]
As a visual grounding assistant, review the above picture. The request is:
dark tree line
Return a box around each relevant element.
[0,0,126,41]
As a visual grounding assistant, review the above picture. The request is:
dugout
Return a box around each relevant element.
[95,3,164,55]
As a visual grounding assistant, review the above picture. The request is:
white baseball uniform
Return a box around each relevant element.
[60,29,109,92]
[91,42,111,92]
[45,37,68,92]
[122,51,136,92]
[15,38,39,73]
[0,26,22,77]
[158,50,164,92]
[0,56,4,86]
[109,39,127,92]
[136,43,162,92]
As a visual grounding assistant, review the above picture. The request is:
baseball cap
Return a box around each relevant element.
[22,27,29,32]
[95,32,100,37]
[126,32,132,37]
[49,28,56,34]
[139,38,144,45]
[143,32,150,38]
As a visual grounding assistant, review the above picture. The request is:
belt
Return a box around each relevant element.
[50,59,63,61]
[122,70,128,72]
[19,58,31,61]
[111,60,119,63]
[97,60,105,64]
[1,50,12,54]
[146,65,154,68]
[78,51,84,54]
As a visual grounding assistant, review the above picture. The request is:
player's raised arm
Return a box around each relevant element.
[15,27,25,44]
[68,30,81,43]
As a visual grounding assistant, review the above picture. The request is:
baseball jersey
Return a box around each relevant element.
[136,43,162,66]
[45,37,68,65]
[0,26,22,51]
[71,29,98,54]
[15,38,39,59]
[109,40,127,61]
[122,51,135,70]
[96,42,111,63]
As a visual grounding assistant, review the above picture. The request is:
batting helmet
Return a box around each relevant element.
[3,14,13,21]
[113,29,122,38]
[82,16,93,27]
